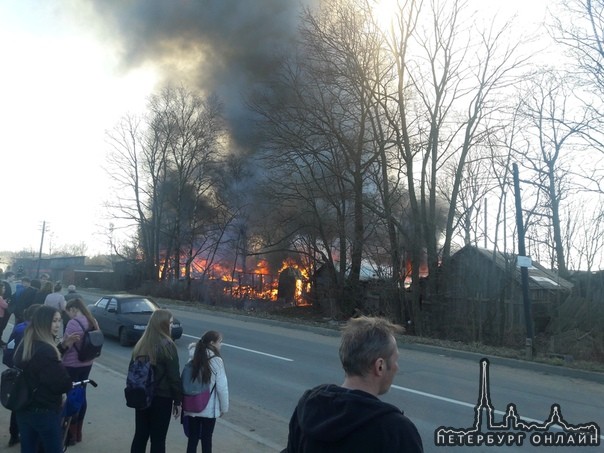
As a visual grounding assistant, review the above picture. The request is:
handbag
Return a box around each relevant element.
[62,386,85,417]
[182,384,214,412]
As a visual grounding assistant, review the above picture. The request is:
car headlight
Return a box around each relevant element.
[133,324,147,331]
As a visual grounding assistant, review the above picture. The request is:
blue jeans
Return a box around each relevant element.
[16,408,63,453]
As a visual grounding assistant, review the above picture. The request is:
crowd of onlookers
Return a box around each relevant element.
[0,271,92,450]
[0,272,230,453]
[0,270,424,453]
[0,271,83,341]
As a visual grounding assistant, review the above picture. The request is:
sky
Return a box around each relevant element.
[0,1,158,256]
[0,0,552,258]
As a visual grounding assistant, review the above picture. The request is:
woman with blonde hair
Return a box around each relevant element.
[183,330,229,453]
[130,309,182,453]
[61,297,100,445]
[13,305,74,453]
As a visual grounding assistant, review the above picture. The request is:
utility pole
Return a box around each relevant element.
[36,220,48,278]
[512,164,534,360]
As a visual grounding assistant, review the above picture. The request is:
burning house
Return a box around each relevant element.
[184,255,310,307]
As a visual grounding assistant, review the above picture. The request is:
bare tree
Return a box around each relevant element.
[105,113,167,279]
[147,86,223,281]
[553,0,604,94]
[514,70,592,276]
[374,0,530,332]
[105,86,223,282]
[252,0,387,314]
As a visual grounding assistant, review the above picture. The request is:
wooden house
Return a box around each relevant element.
[436,245,573,344]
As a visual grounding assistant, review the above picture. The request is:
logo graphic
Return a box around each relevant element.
[434,358,601,447]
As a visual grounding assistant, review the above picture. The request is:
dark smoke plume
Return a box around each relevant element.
[78,0,314,149]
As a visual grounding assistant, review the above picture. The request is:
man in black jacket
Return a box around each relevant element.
[284,316,423,453]
[12,278,39,324]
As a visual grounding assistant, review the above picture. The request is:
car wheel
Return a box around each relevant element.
[119,328,130,346]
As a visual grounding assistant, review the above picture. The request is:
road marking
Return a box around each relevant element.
[393,385,479,410]
[393,384,604,440]
[182,333,293,362]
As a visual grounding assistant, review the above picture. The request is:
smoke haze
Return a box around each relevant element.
[76,0,314,148]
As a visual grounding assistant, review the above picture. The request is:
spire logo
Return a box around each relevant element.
[434,358,601,447]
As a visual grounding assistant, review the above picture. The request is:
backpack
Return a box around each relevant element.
[0,366,32,411]
[73,318,104,362]
[181,360,213,412]
[124,356,155,410]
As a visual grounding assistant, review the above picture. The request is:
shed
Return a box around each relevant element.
[437,245,573,344]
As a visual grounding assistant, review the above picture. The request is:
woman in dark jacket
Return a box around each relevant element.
[130,309,182,453]
[14,305,75,453]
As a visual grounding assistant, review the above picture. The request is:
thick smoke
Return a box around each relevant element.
[79,0,314,149]
[75,0,321,275]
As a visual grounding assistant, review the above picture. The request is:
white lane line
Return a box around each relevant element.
[392,385,477,410]
[182,333,293,362]
[223,343,294,362]
[393,384,604,440]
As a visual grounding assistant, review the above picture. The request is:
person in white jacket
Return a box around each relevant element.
[183,331,229,453]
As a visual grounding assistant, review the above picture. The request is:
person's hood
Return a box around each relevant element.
[295,384,401,443]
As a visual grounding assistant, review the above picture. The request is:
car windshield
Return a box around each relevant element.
[120,298,156,314]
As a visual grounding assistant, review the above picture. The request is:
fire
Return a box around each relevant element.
[167,252,311,305]
[222,257,309,304]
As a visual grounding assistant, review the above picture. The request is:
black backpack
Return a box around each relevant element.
[74,319,104,362]
[0,366,33,411]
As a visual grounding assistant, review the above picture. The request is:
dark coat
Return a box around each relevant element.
[12,286,37,321]
[285,384,423,453]
[14,340,73,411]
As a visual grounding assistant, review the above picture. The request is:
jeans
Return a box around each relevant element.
[131,395,173,453]
[16,408,63,453]
[186,416,216,453]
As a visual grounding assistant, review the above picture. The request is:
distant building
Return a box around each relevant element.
[12,256,86,282]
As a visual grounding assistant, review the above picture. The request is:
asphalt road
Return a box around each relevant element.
[23,290,604,452]
[169,307,604,452]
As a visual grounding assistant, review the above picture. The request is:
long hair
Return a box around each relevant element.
[191,330,222,385]
[17,305,61,361]
[132,309,174,364]
[65,298,97,329]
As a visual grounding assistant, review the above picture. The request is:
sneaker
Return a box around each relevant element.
[8,436,19,447]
